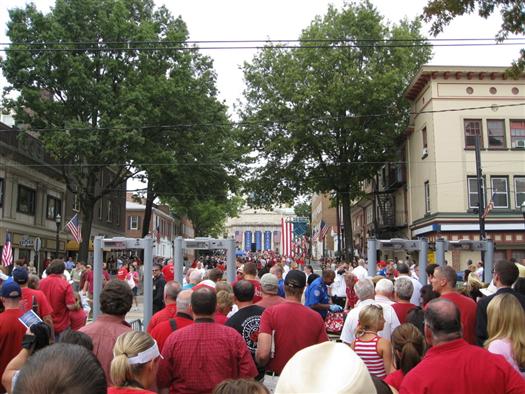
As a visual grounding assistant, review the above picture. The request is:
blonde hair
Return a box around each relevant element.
[356,304,384,337]
[485,293,525,368]
[110,331,156,387]
[216,290,234,314]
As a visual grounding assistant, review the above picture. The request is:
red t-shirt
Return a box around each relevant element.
[400,339,525,394]
[117,267,128,281]
[39,274,76,333]
[440,292,477,344]
[384,369,405,390]
[162,264,174,282]
[108,387,156,394]
[392,302,416,324]
[69,308,87,330]
[150,314,194,351]
[147,304,178,333]
[0,309,25,392]
[84,270,111,294]
[259,301,329,374]
[214,312,228,325]
[20,287,54,318]
[232,278,263,303]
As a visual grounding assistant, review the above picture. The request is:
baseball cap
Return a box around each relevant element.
[1,281,22,298]
[12,268,29,284]
[260,273,279,295]
[284,270,306,289]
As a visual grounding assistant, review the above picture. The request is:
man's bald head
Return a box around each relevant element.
[176,290,192,314]
[164,281,182,303]
[424,298,462,344]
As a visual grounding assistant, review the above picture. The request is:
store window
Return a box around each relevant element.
[17,185,36,215]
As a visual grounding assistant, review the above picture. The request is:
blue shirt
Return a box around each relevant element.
[304,277,330,319]
[277,279,285,297]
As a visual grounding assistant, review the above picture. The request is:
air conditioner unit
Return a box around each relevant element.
[516,140,525,149]
[422,147,429,157]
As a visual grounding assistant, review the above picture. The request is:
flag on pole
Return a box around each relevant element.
[65,214,82,243]
[482,193,496,219]
[320,220,331,240]
[311,228,319,242]
[1,232,13,267]
[281,218,294,257]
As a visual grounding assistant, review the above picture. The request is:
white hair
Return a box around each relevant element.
[375,278,394,295]
[189,270,203,283]
[354,279,375,301]
[394,277,414,301]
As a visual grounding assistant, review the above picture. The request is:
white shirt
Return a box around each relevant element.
[331,274,347,298]
[340,298,401,344]
[352,266,368,282]
[397,274,422,306]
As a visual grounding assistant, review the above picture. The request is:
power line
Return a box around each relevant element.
[11,102,525,133]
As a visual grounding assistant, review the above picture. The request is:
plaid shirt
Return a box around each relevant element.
[157,319,257,393]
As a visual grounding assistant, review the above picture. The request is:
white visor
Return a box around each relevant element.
[127,341,161,365]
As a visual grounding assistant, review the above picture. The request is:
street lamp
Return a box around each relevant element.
[55,213,61,258]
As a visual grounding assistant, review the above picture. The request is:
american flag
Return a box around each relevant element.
[311,228,319,242]
[1,232,13,267]
[319,220,331,240]
[65,213,82,243]
[482,193,496,219]
[280,218,294,257]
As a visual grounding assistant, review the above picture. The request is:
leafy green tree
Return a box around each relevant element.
[1,0,237,261]
[240,1,431,259]
[423,0,525,73]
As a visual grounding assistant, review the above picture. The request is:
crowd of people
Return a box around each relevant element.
[0,253,525,393]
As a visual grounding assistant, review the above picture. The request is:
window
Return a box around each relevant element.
[464,119,482,148]
[487,120,506,148]
[422,127,428,148]
[467,177,486,209]
[129,216,139,230]
[366,205,373,224]
[0,178,3,208]
[510,120,525,148]
[424,181,430,213]
[46,196,62,219]
[491,177,509,208]
[98,201,103,220]
[17,185,36,215]
[515,177,525,208]
[115,203,120,226]
[106,200,112,223]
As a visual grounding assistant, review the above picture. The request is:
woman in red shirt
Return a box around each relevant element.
[109,331,161,394]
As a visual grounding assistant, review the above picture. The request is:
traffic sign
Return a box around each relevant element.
[34,237,42,252]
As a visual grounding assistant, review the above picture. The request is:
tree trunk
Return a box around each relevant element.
[341,190,354,260]
[79,202,94,263]
[141,183,156,238]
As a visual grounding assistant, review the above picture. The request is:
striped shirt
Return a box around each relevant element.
[354,336,386,378]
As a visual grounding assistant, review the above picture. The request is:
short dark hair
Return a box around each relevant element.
[494,260,519,286]
[436,265,457,287]
[191,287,217,316]
[307,273,320,286]
[322,269,335,280]
[13,344,106,394]
[100,280,133,316]
[243,262,257,276]
[233,280,255,302]
[397,263,410,275]
[47,259,65,275]
[208,268,223,282]
[60,329,94,352]
[153,263,162,271]
[305,265,313,272]
[425,263,438,277]
[424,298,461,339]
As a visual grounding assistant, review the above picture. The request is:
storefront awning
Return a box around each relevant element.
[65,240,93,251]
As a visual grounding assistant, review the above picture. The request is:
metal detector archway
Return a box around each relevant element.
[93,236,154,328]
[367,238,429,285]
[173,237,236,284]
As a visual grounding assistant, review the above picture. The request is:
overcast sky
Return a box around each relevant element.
[1,0,523,112]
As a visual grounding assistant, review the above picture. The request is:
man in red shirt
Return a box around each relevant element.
[39,259,78,339]
[233,262,262,303]
[431,265,477,344]
[116,264,128,281]
[147,280,181,333]
[150,289,193,351]
[400,298,525,393]
[162,260,174,282]
[13,268,55,338]
[0,282,25,393]
[157,287,257,393]
[256,270,328,380]
[255,273,285,309]
[392,277,416,324]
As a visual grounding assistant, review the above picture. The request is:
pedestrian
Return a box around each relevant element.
[392,277,416,324]
[70,262,85,292]
[399,298,525,393]
[485,293,525,378]
[430,265,477,344]
[126,264,140,310]
[152,263,166,314]
[256,270,328,387]
[384,323,425,391]
[79,280,133,384]
[215,290,234,324]
[69,292,88,330]
[351,304,393,379]
[305,269,342,319]
[39,259,78,340]
[255,273,285,309]
[149,290,193,351]
[157,288,257,393]
[374,278,395,305]
[109,331,160,393]
[343,272,359,310]
[213,379,269,394]
[147,281,181,333]
[233,263,262,303]
[331,263,348,308]
[269,265,285,297]
[162,260,174,282]
[396,263,422,306]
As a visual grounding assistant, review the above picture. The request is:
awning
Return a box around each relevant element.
[65,240,93,251]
